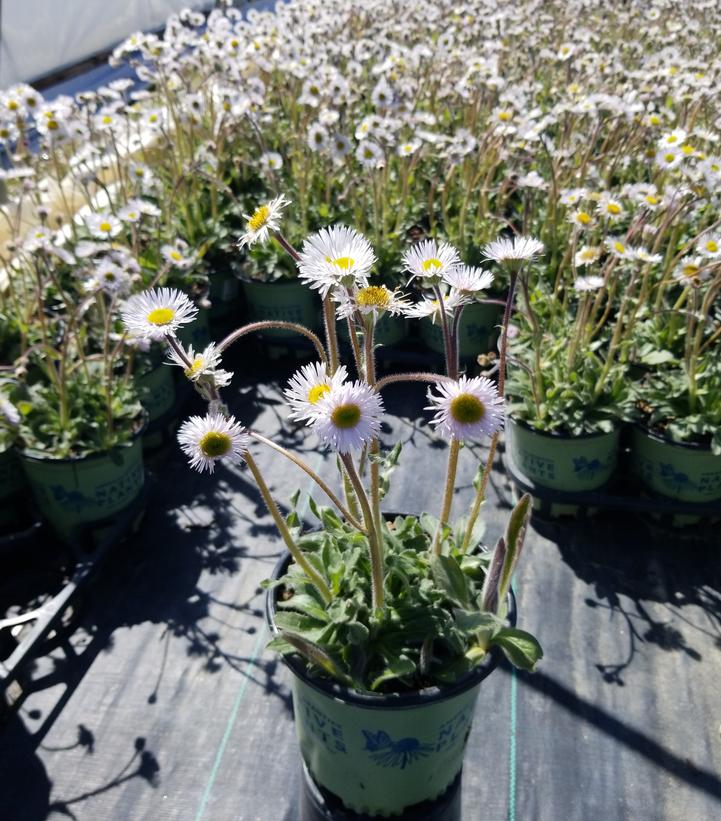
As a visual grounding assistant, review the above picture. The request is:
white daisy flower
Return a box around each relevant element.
[573,275,605,292]
[297,225,375,297]
[118,199,145,223]
[425,376,504,442]
[259,151,283,172]
[442,265,494,294]
[284,362,348,423]
[574,245,601,267]
[655,149,683,171]
[673,256,710,285]
[334,285,408,320]
[698,234,721,259]
[403,291,469,321]
[355,140,385,169]
[238,194,290,248]
[597,194,625,221]
[177,413,249,474]
[121,287,198,341]
[397,139,421,157]
[330,134,352,162]
[85,213,123,240]
[167,342,233,387]
[402,239,460,284]
[635,248,663,264]
[161,240,195,269]
[605,238,635,260]
[307,122,330,152]
[567,209,595,229]
[94,260,131,295]
[482,236,544,266]
[312,381,383,454]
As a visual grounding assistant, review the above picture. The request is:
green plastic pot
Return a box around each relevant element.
[630,426,721,503]
[241,279,320,338]
[421,301,501,360]
[135,364,176,424]
[209,269,241,321]
[0,445,28,531]
[19,434,145,544]
[337,313,408,349]
[176,306,211,351]
[507,416,620,492]
[267,551,515,817]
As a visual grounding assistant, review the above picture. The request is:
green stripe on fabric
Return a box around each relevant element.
[508,664,518,821]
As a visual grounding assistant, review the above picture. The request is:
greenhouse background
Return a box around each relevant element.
[0,1,719,820]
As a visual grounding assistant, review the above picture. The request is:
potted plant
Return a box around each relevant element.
[121,202,542,816]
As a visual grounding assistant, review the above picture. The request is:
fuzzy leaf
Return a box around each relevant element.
[492,628,543,672]
[370,655,416,691]
[278,630,355,686]
[431,554,471,608]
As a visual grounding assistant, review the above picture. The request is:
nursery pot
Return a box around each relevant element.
[176,306,211,351]
[241,278,320,338]
[421,301,501,360]
[135,364,177,424]
[267,550,516,818]
[506,416,620,493]
[0,445,28,531]
[19,432,145,544]
[630,426,721,503]
[209,268,241,321]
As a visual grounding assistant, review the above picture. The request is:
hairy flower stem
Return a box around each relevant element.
[375,372,451,391]
[340,453,384,612]
[323,296,341,374]
[244,451,332,604]
[166,334,193,369]
[363,320,383,544]
[249,431,365,531]
[217,321,326,363]
[461,271,518,554]
[432,284,454,376]
[433,438,461,555]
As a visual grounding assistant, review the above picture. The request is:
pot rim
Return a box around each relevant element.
[18,416,147,465]
[507,413,620,441]
[266,543,517,711]
[633,422,714,453]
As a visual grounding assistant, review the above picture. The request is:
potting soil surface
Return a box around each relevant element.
[1,349,720,821]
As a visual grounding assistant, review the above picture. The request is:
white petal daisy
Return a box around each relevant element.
[312,381,383,453]
[573,275,605,292]
[402,239,460,284]
[167,342,233,387]
[284,362,348,423]
[426,376,504,441]
[403,291,469,321]
[443,265,494,294]
[698,234,721,259]
[121,287,198,341]
[482,236,544,265]
[334,285,408,320]
[238,194,290,248]
[177,412,249,474]
[85,213,123,240]
[297,225,376,297]
[574,245,601,267]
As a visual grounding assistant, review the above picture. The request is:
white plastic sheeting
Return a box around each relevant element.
[0,0,214,87]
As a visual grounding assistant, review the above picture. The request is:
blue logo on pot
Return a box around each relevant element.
[51,485,95,513]
[572,456,609,479]
[659,463,697,494]
[362,730,434,769]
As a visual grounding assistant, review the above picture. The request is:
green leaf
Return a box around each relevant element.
[278,630,355,686]
[278,593,330,622]
[491,628,543,672]
[370,655,416,691]
[272,612,329,643]
[430,554,471,608]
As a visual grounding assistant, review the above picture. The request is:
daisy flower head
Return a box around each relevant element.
[574,245,601,267]
[167,342,233,387]
[404,291,469,322]
[85,212,122,240]
[402,239,460,285]
[605,238,635,260]
[442,265,494,294]
[259,151,283,172]
[335,285,408,320]
[426,376,504,442]
[161,239,195,269]
[312,381,383,454]
[285,362,348,423]
[573,275,605,292]
[698,234,721,259]
[673,256,710,286]
[121,287,197,341]
[177,412,249,474]
[238,194,289,248]
[597,194,625,221]
[567,209,595,229]
[297,225,376,297]
[482,236,544,269]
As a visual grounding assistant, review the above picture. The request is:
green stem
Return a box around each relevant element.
[432,438,461,555]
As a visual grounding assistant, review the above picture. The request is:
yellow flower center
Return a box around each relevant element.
[422,257,443,271]
[681,144,694,155]
[102,116,112,124]
[705,241,718,253]
[645,195,658,205]
[649,115,661,125]
[614,242,625,254]
[577,211,592,224]
[682,264,699,277]
[580,249,597,261]
[248,205,270,232]
[99,221,112,233]
[498,111,512,121]
[667,135,678,143]
[664,153,676,163]
[8,100,17,111]
[170,251,183,261]
[147,307,175,326]
[185,356,205,377]
[149,114,158,123]
[330,256,354,270]
[331,402,361,429]
[199,431,232,458]
[308,383,331,404]
[606,203,621,215]
[356,286,391,309]
[450,393,485,425]
[47,120,59,130]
